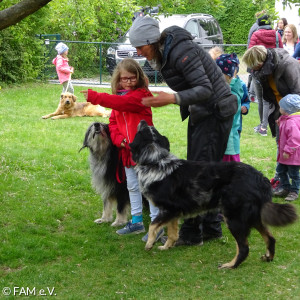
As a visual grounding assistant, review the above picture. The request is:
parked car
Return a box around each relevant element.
[106,14,223,82]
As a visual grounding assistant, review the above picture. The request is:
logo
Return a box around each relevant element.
[128,51,134,58]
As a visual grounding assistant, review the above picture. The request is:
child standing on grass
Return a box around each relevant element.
[273,94,300,201]
[53,42,74,94]
[216,53,243,162]
[81,58,163,243]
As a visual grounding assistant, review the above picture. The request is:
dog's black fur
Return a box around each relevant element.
[80,122,129,226]
[130,120,298,269]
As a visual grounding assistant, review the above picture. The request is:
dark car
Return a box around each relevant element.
[106,14,223,83]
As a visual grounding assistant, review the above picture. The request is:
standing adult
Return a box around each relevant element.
[248,14,283,136]
[275,18,288,38]
[128,16,237,246]
[282,24,299,56]
[243,45,300,191]
[247,10,266,102]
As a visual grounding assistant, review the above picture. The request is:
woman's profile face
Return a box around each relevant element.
[135,44,155,61]
[278,20,284,29]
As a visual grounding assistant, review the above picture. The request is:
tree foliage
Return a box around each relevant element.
[0,0,284,84]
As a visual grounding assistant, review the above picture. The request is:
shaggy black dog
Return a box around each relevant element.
[80,122,129,226]
[130,120,298,269]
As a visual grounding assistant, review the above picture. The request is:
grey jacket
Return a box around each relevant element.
[159,26,236,124]
[253,48,300,136]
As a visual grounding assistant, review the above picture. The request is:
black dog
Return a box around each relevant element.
[80,122,129,226]
[130,120,298,269]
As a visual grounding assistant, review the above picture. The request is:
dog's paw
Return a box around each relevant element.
[145,243,153,251]
[218,263,235,269]
[111,220,127,227]
[157,245,169,251]
[94,218,112,224]
[260,254,273,262]
[42,116,47,119]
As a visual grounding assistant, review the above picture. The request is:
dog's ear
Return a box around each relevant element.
[72,94,77,102]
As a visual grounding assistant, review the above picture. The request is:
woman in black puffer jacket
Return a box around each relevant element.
[129,16,237,245]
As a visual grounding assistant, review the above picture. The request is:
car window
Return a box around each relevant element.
[209,20,218,35]
[185,19,199,38]
[198,19,211,37]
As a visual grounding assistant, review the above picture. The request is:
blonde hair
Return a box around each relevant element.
[242,46,268,69]
[110,58,149,94]
[208,46,224,60]
[282,24,298,44]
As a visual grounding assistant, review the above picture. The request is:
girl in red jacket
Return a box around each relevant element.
[81,58,163,242]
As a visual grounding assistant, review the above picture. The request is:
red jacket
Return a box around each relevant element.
[87,88,153,167]
[249,29,283,49]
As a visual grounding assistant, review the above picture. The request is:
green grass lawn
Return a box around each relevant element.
[0,83,299,299]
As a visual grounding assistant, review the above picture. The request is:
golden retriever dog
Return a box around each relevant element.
[42,92,111,120]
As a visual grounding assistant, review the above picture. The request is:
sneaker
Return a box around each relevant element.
[254,124,261,132]
[142,228,165,243]
[285,192,298,202]
[258,128,267,136]
[273,189,289,197]
[160,236,203,247]
[116,221,145,235]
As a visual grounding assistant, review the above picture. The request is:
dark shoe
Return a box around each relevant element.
[273,189,289,197]
[285,192,298,202]
[258,128,267,136]
[160,236,203,247]
[253,124,261,132]
[142,228,164,243]
[203,234,223,241]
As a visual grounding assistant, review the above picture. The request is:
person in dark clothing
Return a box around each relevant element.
[128,16,237,246]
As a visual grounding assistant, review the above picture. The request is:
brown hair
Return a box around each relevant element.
[282,24,299,44]
[110,58,149,94]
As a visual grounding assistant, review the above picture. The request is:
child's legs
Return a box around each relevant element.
[277,163,291,190]
[149,201,159,222]
[62,81,74,94]
[287,165,300,194]
[125,167,143,221]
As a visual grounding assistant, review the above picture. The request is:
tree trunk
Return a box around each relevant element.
[0,0,52,31]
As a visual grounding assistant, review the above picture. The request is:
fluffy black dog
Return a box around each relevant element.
[80,122,129,226]
[130,120,298,269]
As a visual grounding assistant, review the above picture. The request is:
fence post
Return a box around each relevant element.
[99,43,102,84]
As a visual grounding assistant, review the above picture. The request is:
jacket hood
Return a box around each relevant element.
[161,26,193,49]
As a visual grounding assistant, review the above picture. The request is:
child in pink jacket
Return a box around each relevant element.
[52,42,74,94]
[274,94,300,201]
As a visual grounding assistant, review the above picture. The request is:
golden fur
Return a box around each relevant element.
[42,92,111,120]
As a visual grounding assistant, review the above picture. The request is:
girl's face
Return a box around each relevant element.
[119,70,137,90]
[278,20,284,30]
[284,26,293,41]
[280,108,289,115]
[135,44,155,61]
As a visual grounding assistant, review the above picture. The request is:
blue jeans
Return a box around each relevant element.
[125,167,159,221]
[277,163,300,194]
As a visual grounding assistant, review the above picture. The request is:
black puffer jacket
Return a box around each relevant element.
[159,26,236,125]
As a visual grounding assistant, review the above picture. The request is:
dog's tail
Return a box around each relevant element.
[261,202,298,227]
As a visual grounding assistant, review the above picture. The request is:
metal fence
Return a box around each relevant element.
[40,38,249,87]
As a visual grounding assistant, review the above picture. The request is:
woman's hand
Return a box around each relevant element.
[142,91,176,107]
[80,90,88,100]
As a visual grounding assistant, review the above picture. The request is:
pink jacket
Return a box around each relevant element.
[52,55,72,84]
[277,113,300,165]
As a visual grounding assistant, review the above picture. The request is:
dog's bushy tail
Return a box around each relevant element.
[261,202,298,227]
